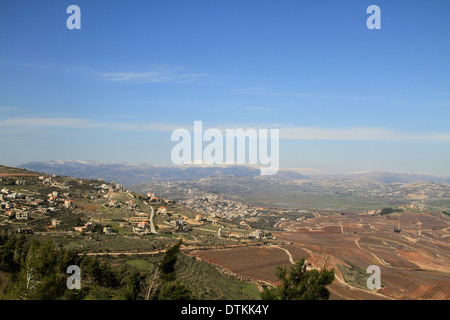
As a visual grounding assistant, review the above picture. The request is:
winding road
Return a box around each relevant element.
[149,205,157,234]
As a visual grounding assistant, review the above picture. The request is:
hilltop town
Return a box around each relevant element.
[0,165,275,247]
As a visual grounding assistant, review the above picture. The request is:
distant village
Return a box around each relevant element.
[0,175,124,234]
[181,192,259,220]
[0,174,273,241]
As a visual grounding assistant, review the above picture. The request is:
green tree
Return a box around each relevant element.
[120,271,147,300]
[13,240,67,300]
[0,231,26,273]
[153,240,191,300]
[156,280,191,300]
[80,256,120,288]
[158,240,182,283]
[261,259,335,300]
[0,234,141,300]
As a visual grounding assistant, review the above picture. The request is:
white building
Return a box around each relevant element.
[15,211,29,220]
[64,199,74,208]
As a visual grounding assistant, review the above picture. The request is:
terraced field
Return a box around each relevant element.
[191,211,449,300]
[191,245,302,285]
[276,212,450,300]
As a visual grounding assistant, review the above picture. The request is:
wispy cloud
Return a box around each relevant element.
[232,88,378,102]
[245,106,282,111]
[0,118,105,128]
[317,94,374,101]
[92,65,204,84]
[0,105,20,113]
[21,62,205,84]
[24,63,49,69]
[279,126,450,141]
[0,117,181,132]
[2,117,450,142]
[233,87,313,97]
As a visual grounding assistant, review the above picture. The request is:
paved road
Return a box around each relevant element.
[149,205,157,234]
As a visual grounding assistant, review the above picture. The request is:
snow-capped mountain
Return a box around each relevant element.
[19,160,307,185]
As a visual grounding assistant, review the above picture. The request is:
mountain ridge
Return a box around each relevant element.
[18,160,450,186]
[19,160,307,185]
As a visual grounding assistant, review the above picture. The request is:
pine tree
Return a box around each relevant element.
[261,258,335,300]
[153,240,191,300]
[14,240,67,300]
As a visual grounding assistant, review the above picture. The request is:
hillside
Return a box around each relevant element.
[0,164,275,300]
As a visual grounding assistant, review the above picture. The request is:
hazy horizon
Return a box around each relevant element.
[4,158,449,178]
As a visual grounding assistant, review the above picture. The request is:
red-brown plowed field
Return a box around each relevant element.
[191,211,449,300]
[191,246,299,285]
[273,211,450,300]
[282,244,310,261]
[328,282,390,300]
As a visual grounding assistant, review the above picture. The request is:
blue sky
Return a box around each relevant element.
[0,0,449,175]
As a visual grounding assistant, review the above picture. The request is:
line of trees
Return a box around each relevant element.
[1,231,334,300]
[0,231,146,300]
[0,232,193,300]
[380,207,403,215]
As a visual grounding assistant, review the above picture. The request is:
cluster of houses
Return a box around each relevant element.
[108,199,140,209]
[47,190,74,208]
[1,175,89,232]
[1,174,180,236]
[74,221,95,233]
[73,221,117,234]
[167,218,192,233]
[108,200,121,208]
[2,175,276,243]
[125,200,137,209]
[97,181,124,193]
[217,227,272,240]
[182,193,259,220]
[145,192,175,204]
[1,188,31,221]
[157,206,167,214]
[133,204,187,235]
[360,209,382,216]
[39,176,72,192]
[83,181,126,200]
[133,220,152,235]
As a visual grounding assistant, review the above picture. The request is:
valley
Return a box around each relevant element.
[1,164,449,300]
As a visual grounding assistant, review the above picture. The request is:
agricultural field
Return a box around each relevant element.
[190,211,450,300]
[191,244,309,286]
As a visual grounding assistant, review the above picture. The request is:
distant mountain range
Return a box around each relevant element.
[18,160,307,185]
[320,171,450,184]
[18,160,450,186]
